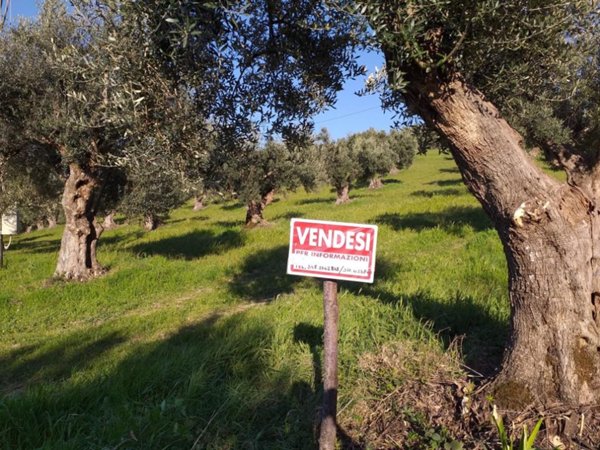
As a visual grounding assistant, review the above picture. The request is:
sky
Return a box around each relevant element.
[7,0,395,140]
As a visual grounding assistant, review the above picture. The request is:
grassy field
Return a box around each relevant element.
[0,153,510,449]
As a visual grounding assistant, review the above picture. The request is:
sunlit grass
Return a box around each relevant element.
[0,153,509,449]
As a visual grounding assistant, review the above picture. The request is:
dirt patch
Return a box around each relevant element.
[341,341,600,449]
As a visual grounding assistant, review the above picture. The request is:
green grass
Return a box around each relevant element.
[0,153,510,449]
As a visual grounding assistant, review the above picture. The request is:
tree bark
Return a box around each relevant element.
[335,185,350,205]
[143,213,159,231]
[102,211,117,230]
[368,178,383,189]
[245,200,267,227]
[192,195,206,211]
[54,163,105,281]
[245,190,274,227]
[401,74,600,407]
[47,215,58,229]
[263,189,275,206]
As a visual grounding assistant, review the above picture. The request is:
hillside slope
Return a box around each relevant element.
[0,153,509,449]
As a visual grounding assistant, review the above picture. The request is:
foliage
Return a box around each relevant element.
[0,0,9,31]
[125,0,365,145]
[0,145,63,228]
[350,128,397,184]
[413,124,450,154]
[322,127,416,193]
[388,127,417,169]
[355,0,599,170]
[492,406,543,450]
[323,135,360,193]
[230,139,320,205]
[0,0,212,258]
[119,165,186,228]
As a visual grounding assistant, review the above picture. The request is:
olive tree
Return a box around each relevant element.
[225,139,319,226]
[353,0,600,406]
[350,128,396,189]
[322,135,360,204]
[389,127,417,169]
[0,0,207,280]
[0,145,63,231]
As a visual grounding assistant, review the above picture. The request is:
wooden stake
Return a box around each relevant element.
[319,279,339,450]
[0,234,4,269]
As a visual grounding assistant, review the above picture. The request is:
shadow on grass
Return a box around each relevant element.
[99,229,146,248]
[15,231,56,243]
[439,167,460,174]
[407,292,506,375]
[427,178,462,187]
[130,229,244,260]
[214,220,242,228]
[229,245,303,302]
[382,179,403,185]
[221,202,244,211]
[294,323,323,390]
[273,211,304,221]
[0,313,328,449]
[410,188,464,198]
[166,216,209,226]
[374,206,492,235]
[353,285,505,376]
[296,197,335,206]
[0,331,125,395]
[292,323,366,449]
[13,235,62,254]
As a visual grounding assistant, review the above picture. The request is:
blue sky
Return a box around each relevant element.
[8,0,395,139]
[313,51,394,139]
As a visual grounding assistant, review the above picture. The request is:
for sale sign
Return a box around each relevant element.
[287,218,378,283]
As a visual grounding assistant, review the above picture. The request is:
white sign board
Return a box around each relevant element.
[287,218,378,283]
[1,210,19,235]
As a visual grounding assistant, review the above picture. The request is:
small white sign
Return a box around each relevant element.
[1,209,19,235]
[287,218,378,283]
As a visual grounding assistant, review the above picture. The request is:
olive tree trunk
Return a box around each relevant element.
[47,215,58,229]
[245,189,274,227]
[335,185,350,205]
[193,195,206,211]
[403,75,600,407]
[102,211,117,230]
[143,213,159,231]
[368,177,383,189]
[54,163,105,281]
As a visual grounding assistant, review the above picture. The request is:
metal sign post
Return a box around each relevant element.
[287,218,378,450]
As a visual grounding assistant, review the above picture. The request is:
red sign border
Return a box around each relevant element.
[287,218,378,283]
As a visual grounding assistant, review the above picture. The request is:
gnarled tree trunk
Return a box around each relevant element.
[47,215,58,229]
[102,211,117,230]
[245,200,265,227]
[368,177,383,189]
[143,213,159,231]
[245,189,274,227]
[399,73,600,407]
[54,163,105,281]
[263,189,275,206]
[193,194,206,211]
[335,185,350,204]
